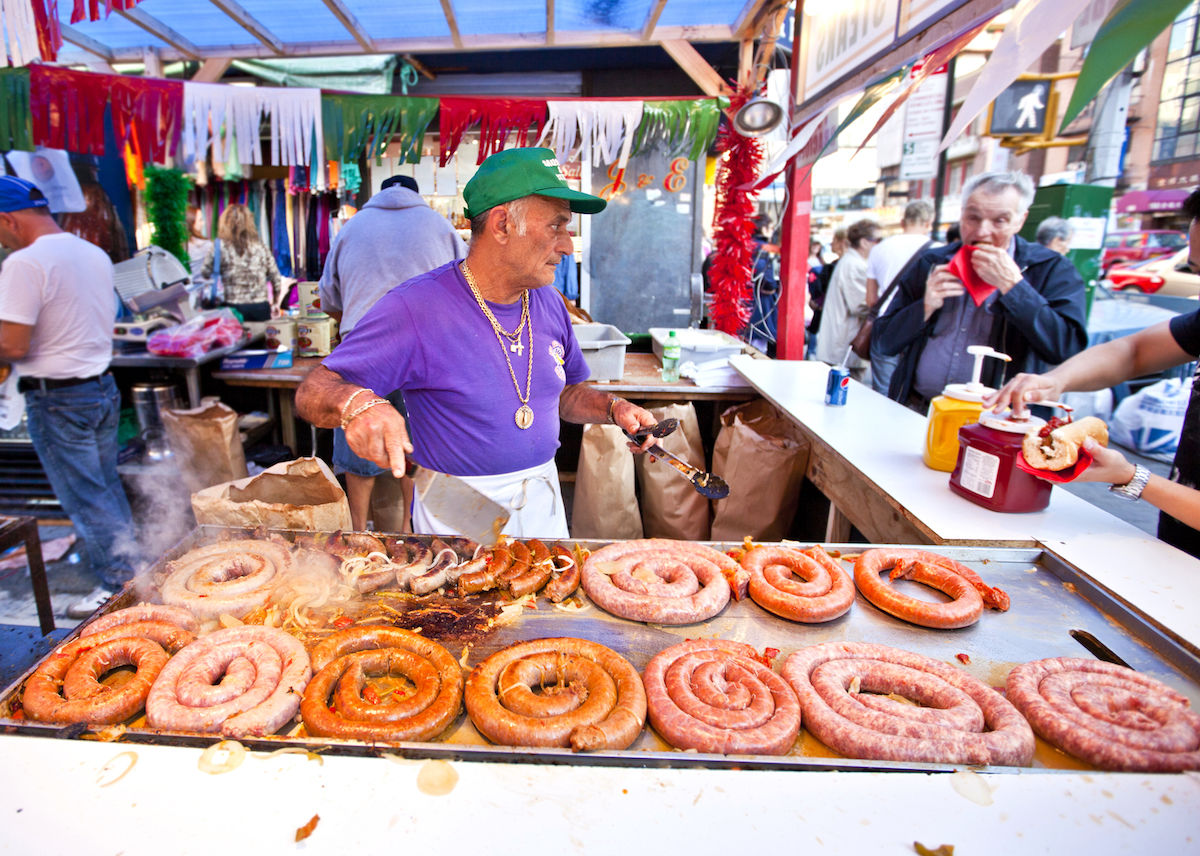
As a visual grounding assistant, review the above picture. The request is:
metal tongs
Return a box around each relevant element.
[623,418,731,500]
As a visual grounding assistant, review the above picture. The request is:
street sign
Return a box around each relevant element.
[988,79,1051,136]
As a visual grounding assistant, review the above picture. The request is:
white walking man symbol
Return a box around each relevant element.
[1015,85,1045,130]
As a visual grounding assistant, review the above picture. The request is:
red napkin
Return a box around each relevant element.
[1016,447,1096,483]
[946,245,996,306]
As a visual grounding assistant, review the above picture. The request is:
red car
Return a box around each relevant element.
[1101,230,1187,274]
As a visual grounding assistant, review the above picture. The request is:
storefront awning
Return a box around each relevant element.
[1114,189,1190,214]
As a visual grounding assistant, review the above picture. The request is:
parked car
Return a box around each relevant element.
[1106,248,1200,297]
[1101,230,1187,273]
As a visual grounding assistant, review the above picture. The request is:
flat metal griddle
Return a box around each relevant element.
[2,526,1197,774]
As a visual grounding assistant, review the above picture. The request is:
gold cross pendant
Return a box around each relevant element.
[511,340,524,356]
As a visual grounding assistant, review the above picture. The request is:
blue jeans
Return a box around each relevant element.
[25,375,136,587]
[870,338,901,397]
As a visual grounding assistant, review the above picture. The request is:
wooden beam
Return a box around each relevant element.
[209,0,285,54]
[401,54,437,80]
[118,7,201,59]
[732,0,771,40]
[660,39,731,97]
[192,58,232,82]
[641,0,668,41]
[546,0,555,47]
[321,0,376,52]
[60,23,115,62]
[738,39,754,90]
[142,46,163,78]
[439,0,464,50]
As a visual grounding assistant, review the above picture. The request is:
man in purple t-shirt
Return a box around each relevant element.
[296,147,657,537]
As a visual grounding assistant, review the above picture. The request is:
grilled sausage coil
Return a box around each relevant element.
[582,539,733,625]
[853,548,1009,629]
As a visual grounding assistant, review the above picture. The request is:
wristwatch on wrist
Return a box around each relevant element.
[1109,464,1151,501]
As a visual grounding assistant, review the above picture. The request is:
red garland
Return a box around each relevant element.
[70,0,143,24]
[438,97,547,167]
[708,90,765,337]
[31,0,62,62]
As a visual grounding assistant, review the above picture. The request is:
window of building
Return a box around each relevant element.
[1156,1,1200,162]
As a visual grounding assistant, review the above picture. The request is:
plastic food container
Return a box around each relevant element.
[574,323,631,381]
[648,328,744,367]
[949,411,1052,513]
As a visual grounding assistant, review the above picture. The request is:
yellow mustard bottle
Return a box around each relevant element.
[923,345,1011,471]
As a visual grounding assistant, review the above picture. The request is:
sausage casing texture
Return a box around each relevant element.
[145,625,311,737]
[1006,657,1200,772]
[581,539,733,625]
[23,637,170,725]
[742,544,854,623]
[159,540,292,620]
[465,637,646,751]
[643,639,800,755]
[781,641,1033,767]
[80,603,198,637]
[543,546,580,603]
[853,548,1008,630]
[302,627,463,743]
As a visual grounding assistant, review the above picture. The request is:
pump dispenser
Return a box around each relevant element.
[923,346,1011,471]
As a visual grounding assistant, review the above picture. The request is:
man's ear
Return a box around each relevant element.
[489,206,511,243]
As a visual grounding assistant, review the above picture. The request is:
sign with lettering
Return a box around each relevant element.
[900,64,947,180]
[898,0,966,38]
[803,0,900,102]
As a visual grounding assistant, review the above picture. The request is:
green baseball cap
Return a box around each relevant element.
[463,147,606,220]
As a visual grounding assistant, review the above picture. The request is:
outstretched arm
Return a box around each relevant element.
[296,363,413,476]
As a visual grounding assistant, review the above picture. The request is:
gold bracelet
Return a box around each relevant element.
[341,397,389,429]
[607,396,621,425]
[339,388,373,427]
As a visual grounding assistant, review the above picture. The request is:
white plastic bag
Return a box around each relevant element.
[0,369,24,430]
[1109,377,1192,463]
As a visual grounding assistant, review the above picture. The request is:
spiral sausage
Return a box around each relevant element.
[853,548,1009,630]
[301,627,463,743]
[80,603,199,637]
[741,544,854,623]
[145,626,312,737]
[159,540,292,620]
[582,539,733,625]
[643,639,800,755]
[465,637,646,751]
[781,641,1033,767]
[22,618,195,725]
[1006,657,1200,772]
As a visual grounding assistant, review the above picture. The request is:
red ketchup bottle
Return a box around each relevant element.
[949,410,1052,512]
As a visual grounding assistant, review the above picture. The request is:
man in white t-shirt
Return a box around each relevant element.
[0,176,137,619]
[864,200,935,394]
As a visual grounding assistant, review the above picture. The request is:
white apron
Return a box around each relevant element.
[411,457,569,539]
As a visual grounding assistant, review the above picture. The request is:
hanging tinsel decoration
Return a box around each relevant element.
[630,98,726,162]
[322,93,437,165]
[438,97,547,166]
[144,165,192,269]
[707,88,765,337]
[0,68,32,150]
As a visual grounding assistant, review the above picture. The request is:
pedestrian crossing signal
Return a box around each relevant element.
[987,79,1052,137]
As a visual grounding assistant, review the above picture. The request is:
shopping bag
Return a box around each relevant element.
[1109,376,1192,463]
[710,399,810,542]
[636,402,710,541]
[571,423,643,540]
[192,457,351,531]
[162,400,248,493]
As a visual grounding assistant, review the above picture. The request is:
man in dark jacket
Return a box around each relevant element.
[874,171,1087,410]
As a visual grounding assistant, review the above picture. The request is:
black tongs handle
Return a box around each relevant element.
[625,418,679,446]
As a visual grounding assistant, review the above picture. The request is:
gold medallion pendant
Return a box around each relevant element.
[515,404,534,429]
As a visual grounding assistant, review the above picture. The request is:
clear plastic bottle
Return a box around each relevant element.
[661,330,681,382]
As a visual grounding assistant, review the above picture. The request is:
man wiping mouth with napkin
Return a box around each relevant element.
[872,171,1088,413]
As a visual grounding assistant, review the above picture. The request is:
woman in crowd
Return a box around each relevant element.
[814,219,880,381]
[202,203,284,322]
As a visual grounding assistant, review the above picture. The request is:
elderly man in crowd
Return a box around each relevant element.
[297,147,657,538]
[1035,216,1073,255]
[874,171,1088,411]
[319,174,467,532]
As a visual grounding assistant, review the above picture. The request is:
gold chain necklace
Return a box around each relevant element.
[462,262,535,429]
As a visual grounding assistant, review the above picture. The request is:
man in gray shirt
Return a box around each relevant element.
[319,175,468,530]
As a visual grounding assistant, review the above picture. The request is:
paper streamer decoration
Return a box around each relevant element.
[539,100,643,171]
[261,87,325,189]
[30,65,112,155]
[630,98,725,162]
[0,68,32,150]
[322,93,437,165]
[1,0,42,67]
[71,0,142,22]
[109,75,183,166]
[438,97,547,166]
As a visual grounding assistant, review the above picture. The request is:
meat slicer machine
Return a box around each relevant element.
[112,246,200,342]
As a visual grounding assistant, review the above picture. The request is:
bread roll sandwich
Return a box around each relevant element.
[1021,416,1109,471]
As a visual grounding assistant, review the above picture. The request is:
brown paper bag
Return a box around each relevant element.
[710,399,810,542]
[191,457,352,532]
[163,400,248,494]
[636,402,710,541]
[571,423,642,540]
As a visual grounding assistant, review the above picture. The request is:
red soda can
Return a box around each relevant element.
[825,366,850,406]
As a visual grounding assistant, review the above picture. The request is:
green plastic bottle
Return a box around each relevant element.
[661,330,681,382]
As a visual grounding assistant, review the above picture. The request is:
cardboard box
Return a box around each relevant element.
[219,346,294,371]
[574,323,631,381]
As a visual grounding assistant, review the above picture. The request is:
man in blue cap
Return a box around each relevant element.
[297,147,657,537]
[0,175,137,618]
